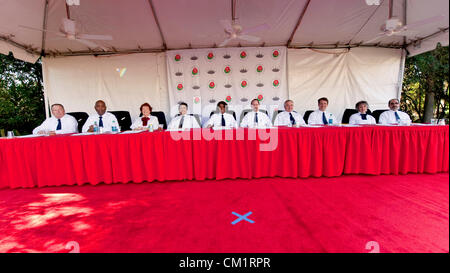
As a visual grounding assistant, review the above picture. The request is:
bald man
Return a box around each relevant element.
[82,100,119,132]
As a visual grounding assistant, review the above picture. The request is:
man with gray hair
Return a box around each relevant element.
[274,100,306,126]
[33,104,78,135]
[378,98,411,124]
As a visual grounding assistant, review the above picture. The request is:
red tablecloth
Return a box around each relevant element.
[0,126,448,189]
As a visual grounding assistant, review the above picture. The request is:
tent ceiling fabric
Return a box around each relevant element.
[0,0,448,62]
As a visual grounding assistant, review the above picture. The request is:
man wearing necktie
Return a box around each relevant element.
[307,97,334,125]
[240,99,272,128]
[33,104,78,135]
[274,100,306,126]
[205,101,237,128]
[167,102,201,129]
[378,98,411,125]
[82,100,119,133]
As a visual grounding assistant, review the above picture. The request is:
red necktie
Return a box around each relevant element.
[142,117,150,126]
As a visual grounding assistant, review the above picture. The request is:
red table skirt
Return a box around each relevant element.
[0,126,448,189]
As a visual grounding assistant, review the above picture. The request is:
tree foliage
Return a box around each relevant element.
[401,44,449,122]
[0,52,45,134]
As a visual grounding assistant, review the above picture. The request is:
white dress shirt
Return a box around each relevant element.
[168,114,200,129]
[82,112,119,132]
[274,111,306,126]
[378,110,411,124]
[130,115,159,130]
[33,114,78,135]
[240,111,272,128]
[349,113,376,125]
[204,113,237,128]
[308,110,335,125]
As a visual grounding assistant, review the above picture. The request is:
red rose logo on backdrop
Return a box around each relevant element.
[272,50,280,58]
[241,80,248,88]
[240,51,247,59]
[224,66,231,74]
[208,81,216,89]
[194,97,200,104]
[256,65,264,73]
[174,54,181,62]
[257,94,264,101]
[226,96,232,102]
[273,79,280,88]
[192,67,199,76]
[207,52,214,60]
[177,83,184,91]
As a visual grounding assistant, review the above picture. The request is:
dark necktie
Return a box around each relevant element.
[221,114,226,126]
[142,117,150,126]
[322,112,328,125]
[56,119,62,130]
[394,111,400,121]
[179,115,185,128]
[361,114,367,120]
[289,112,296,125]
[254,113,258,124]
[99,116,104,127]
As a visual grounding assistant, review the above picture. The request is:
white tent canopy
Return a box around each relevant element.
[0,0,448,62]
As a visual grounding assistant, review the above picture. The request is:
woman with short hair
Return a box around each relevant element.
[131,102,159,130]
[349,101,376,125]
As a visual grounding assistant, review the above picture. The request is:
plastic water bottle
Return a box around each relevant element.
[93,121,99,133]
[148,124,154,132]
[328,114,334,125]
[111,121,118,132]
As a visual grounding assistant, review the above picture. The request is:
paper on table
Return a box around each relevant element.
[71,132,95,136]
[120,130,146,134]
[15,134,48,138]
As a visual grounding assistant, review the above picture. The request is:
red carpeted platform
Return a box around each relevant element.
[0,173,448,253]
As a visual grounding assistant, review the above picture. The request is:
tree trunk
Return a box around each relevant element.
[423,91,435,123]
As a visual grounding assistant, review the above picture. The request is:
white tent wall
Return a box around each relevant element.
[42,53,168,122]
[288,47,403,121]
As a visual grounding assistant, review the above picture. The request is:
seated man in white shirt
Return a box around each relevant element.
[308,97,335,125]
[274,99,306,127]
[130,102,159,131]
[33,103,78,135]
[378,98,411,124]
[240,99,272,128]
[167,102,201,129]
[204,101,237,129]
[349,101,376,125]
[82,100,119,132]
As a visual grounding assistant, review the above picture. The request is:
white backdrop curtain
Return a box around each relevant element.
[288,47,404,121]
[42,53,168,122]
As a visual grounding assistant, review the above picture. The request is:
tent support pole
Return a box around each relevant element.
[286,0,311,47]
[40,0,49,56]
[397,49,407,100]
[147,0,167,50]
[348,0,385,44]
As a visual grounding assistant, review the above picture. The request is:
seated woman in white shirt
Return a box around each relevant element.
[130,103,159,131]
[205,101,237,128]
[349,101,376,125]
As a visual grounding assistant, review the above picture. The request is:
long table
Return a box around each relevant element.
[0,125,448,189]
